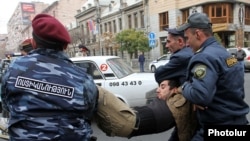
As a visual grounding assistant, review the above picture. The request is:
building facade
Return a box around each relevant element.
[0,34,7,59]
[149,0,250,59]
[6,2,49,52]
[6,0,87,53]
[5,0,250,63]
[68,0,148,62]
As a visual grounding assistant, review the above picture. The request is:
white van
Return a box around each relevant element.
[70,56,158,107]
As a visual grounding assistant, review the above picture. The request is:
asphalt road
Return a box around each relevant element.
[0,72,250,141]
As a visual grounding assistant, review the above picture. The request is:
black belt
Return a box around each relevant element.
[134,112,140,129]
[90,136,97,141]
[128,112,140,138]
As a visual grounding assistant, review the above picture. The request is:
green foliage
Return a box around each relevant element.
[115,29,150,55]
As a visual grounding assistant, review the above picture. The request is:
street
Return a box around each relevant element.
[0,72,250,141]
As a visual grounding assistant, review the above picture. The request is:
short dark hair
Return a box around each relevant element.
[189,28,213,37]
[20,44,33,53]
[170,33,186,42]
[168,79,181,90]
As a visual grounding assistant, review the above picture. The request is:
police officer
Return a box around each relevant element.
[177,12,249,141]
[95,29,190,137]
[96,28,192,136]
[1,14,98,141]
[78,44,90,56]
[155,28,195,141]
[155,28,193,86]
[19,38,34,56]
[95,28,196,141]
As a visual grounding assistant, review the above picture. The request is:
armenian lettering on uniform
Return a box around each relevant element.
[15,76,74,98]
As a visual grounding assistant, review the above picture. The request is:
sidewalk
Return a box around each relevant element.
[133,67,151,73]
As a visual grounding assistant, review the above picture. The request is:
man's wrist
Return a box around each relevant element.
[177,82,187,94]
[177,86,182,94]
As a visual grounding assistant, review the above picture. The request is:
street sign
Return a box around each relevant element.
[148,32,156,47]
[149,32,155,39]
[149,40,156,47]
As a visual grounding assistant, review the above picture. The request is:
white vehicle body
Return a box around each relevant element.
[70,56,158,107]
[148,54,171,72]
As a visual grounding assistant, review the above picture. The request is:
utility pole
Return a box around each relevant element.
[95,0,102,56]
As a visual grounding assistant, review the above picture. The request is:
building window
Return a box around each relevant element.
[128,15,132,29]
[110,47,113,55]
[245,5,250,25]
[108,21,112,32]
[86,22,90,36]
[159,11,169,31]
[113,20,117,33]
[104,23,108,32]
[100,24,103,34]
[93,49,96,56]
[140,11,145,28]
[81,24,85,35]
[134,12,138,28]
[182,9,189,24]
[119,18,122,30]
[115,48,118,56]
[244,32,250,47]
[105,47,109,55]
[203,3,233,24]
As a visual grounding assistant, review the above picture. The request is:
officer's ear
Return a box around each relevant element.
[172,87,179,94]
[178,37,182,42]
[31,39,37,49]
[195,29,202,40]
[63,44,68,50]
[178,37,185,45]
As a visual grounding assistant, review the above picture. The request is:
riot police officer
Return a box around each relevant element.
[177,12,249,141]
[1,14,98,141]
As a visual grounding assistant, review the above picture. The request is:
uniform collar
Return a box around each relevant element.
[173,45,189,54]
[195,37,217,54]
[30,48,72,62]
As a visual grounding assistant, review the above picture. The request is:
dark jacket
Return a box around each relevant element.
[155,47,193,84]
[138,54,145,63]
[235,49,246,61]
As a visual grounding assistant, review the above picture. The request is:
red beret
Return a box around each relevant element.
[32,14,70,45]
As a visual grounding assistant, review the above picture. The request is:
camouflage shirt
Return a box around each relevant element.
[1,48,98,141]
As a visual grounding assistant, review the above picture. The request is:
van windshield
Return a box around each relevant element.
[107,58,134,78]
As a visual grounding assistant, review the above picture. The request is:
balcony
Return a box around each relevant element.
[210,17,233,24]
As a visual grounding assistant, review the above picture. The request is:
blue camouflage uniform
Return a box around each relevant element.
[1,48,98,141]
[182,37,249,140]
